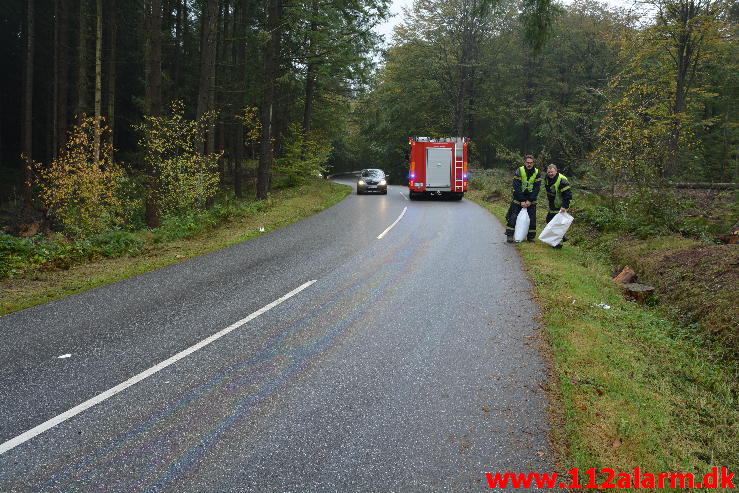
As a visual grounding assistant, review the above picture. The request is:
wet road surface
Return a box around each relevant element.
[0,181,551,491]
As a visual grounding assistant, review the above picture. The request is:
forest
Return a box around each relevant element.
[0,0,736,239]
[358,0,737,181]
[1,0,736,477]
[1,0,388,233]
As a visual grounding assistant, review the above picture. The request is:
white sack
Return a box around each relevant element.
[538,211,574,246]
[513,208,530,242]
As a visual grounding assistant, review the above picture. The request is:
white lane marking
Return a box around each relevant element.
[0,280,317,456]
[377,207,407,239]
[57,354,71,359]
[399,191,409,201]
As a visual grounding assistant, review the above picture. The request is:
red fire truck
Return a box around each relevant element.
[408,137,469,200]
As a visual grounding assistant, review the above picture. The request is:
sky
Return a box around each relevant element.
[374,0,414,44]
[373,0,644,45]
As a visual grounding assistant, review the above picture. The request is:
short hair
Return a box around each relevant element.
[524,155,534,160]
[546,164,558,171]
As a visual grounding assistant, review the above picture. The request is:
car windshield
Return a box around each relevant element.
[361,170,384,178]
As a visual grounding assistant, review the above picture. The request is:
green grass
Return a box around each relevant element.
[0,180,350,315]
[468,187,738,482]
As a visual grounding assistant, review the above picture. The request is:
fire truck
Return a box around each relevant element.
[408,137,469,200]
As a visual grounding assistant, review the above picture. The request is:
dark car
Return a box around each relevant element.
[357,169,388,195]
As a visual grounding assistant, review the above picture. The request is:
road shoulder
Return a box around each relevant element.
[467,189,737,479]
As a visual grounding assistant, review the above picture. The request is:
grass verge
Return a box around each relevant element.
[468,187,737,483]
[1,180,350,316]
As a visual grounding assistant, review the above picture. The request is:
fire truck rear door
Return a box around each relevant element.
[426,147,452,188]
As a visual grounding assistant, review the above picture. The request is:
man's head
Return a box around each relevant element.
[547,164,558,179]
[524,155,535,170]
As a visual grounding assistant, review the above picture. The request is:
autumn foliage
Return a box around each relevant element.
[36,117,128,238]
[137,101,222,216]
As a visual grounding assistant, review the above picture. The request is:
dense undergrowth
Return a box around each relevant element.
[0,180,346,279]
[1,179,350,316]
[470,169,738,358]
[0,196,271,279]
[468,169,737,481]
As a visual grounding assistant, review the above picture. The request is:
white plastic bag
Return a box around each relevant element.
[539,211,574,246]
[513,208,530,242]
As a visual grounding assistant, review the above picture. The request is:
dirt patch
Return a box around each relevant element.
[485,190,502,202]
[625,243,739,358]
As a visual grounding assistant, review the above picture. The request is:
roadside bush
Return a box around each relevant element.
[36,117,129,238]
[155,211,219,242]
[138,101,222,216]
[87,230,145,258]
[274,123,330,187]
[0,229,146,279]
[578,189,708,238]
[0,233,36,277]
[469,169,510,198]
[0,188,278,280]
[468,176,490,191]
[117,172,148,230]
[152,195,269,242]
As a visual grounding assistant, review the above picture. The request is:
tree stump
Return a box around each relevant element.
[716,223,739,243]
[622,283,655,303]
[613,265,637,284]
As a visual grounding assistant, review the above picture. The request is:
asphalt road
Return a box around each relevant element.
[0,181,552,492]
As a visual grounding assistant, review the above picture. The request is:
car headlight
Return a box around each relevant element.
[379,179,387,186]
[358,180,365,186]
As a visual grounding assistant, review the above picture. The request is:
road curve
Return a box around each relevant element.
[0,181,551,492]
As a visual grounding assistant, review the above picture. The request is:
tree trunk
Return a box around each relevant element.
[197,0,219,154]
[233,0,247,198]
[22,0,35,215]
[174,0,183,88]
[143,0,163,227]
[234,117,244,197]
[455,7,474,136]
[145,0,162,116]
[303,63,316,135]
[56,0,70,154]
[209,0,225,157]
[180,0,190,87]
[77,0,89,118]
[218,0,233,188]
[53,0,60,160]
[521,56,534,152]
[257,0,282,200]
[107,0,117,151]
[218,119,226,185]
[664,0,696,178]
[94,0,102,162]
[302,0,318,136]
[0,97,3,168]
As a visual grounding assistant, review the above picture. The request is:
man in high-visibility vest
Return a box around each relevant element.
[544,164,572,249]
[505,155,541,243]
